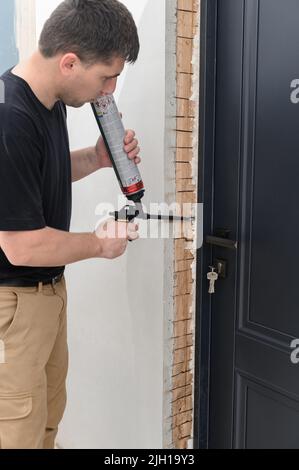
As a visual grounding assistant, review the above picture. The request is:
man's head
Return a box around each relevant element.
[38,0,140,107]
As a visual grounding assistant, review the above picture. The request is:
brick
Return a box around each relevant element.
[173,319,193,339]
[193,0,199,13]
[173,411,193,428]
[173,345,193,364]
[177,38,193,74]
[173,349,187,365]
[175,269,193,285]
[172,384,192,401]
[176,438,189,449]
[176,148,193,162]
[172,421,192,441]
[176,162,192,179]
[173,221,194,241]
[175,255,194,274]
[176,99,195,118]
[181,222,194,242]
[172,395,193,413]
[174,348,186,364]
[175,239,186,259]
[177,73,192,99]
[178,0,193,11]
[175,270,193,293]
[187,319,193,332]
[173,362,190,376]
[174,334,193,350]
[177,11,194,39]
[175,258,193,272]
[176,98,189,117]
[175,295,193,320]
[175,239,194,261]
[176,222,194,245]
[173,319,189,338]
[174,282,193,296]
[173,372,193,389]
[176,179,196,192]
[177,131,193,148]
[180,421,192,438]
[177,117,194,132]
[176,192,197,204]
[172,426,181,442]
[178,202,194,219]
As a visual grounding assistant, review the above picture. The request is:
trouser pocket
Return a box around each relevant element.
[0,291,21,364]
[0,394,32,421]
[0,291,20,342]
[0,393,33,449]
[0,393,47,449]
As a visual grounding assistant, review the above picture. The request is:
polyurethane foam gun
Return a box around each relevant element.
[91,95,192,224]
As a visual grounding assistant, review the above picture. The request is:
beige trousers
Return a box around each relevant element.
[0,276,68,449]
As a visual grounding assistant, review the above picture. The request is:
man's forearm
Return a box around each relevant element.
[11,227,101,267]
[71,146,101,182]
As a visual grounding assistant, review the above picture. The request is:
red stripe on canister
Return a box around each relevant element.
[123,181,145,195]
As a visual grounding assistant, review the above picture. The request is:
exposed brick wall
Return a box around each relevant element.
[172,0,199,450]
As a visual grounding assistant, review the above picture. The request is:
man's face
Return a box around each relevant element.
[58,55,125,107]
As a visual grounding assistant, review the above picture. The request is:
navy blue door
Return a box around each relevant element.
[196,0,299,449]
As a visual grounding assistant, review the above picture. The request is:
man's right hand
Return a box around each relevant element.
[94,218,139,259]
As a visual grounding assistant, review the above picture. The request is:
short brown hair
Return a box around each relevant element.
[39,0,140,65]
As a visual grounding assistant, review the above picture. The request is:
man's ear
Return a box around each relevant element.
[59,53,80,76]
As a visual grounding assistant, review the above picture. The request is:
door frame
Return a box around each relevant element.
[194,0,218,450]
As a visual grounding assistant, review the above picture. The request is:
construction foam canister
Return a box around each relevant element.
[92,95,145,201]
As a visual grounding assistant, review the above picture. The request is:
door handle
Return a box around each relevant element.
[205,235,237,250]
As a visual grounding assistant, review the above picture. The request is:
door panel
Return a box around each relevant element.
[235,375,299,449]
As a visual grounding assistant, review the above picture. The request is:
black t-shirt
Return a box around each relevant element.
[0,69,72,282]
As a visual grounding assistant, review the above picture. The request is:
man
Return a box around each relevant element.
[0,0,140,449]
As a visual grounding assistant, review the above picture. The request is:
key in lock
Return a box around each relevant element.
[207,266,219,294]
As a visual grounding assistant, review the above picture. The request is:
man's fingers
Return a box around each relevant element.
[125,141,139,154]
[112,221,139,240]
[97,219,139,241]
[128,231,140,241]
[128,222,139,231]
[124,130,136,144]
[127,222,139,242]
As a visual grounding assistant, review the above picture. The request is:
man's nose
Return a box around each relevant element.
[103,78,117,95]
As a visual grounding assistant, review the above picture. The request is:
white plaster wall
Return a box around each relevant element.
[36,0,165,449]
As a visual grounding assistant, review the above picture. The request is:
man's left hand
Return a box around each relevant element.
[96,129,141,169]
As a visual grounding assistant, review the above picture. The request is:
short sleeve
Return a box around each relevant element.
[0,108,46,231]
